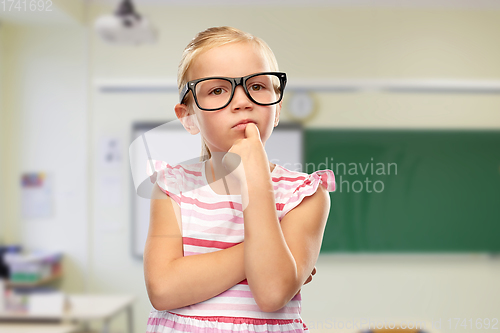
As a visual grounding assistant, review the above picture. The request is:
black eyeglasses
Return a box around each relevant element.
[179,72,287,111]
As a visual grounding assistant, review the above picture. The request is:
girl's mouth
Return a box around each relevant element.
[232,121,256,130]
[233,123,249,130]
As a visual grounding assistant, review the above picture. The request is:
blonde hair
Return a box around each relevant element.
[177,26,279,161]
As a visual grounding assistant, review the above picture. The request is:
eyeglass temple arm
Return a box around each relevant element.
[179,83,189,104]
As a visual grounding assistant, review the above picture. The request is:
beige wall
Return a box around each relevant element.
[0,21,89,290]
[89,5,500,129]
[0,23,5,244]
[88,5,500,333]
[0,23,19,246]
[2,3,500,333]
[89,6,500,78]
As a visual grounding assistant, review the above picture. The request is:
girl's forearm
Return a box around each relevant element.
[151,242,245,311]
[241,170,298,312]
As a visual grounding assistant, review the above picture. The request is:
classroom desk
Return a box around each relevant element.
[0,323,79,333]
[0,294,135,333]
[66,294,135,333]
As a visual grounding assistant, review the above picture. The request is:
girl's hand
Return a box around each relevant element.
[295,266,317,296]
[303,265,317,285]
[222,122,269,185]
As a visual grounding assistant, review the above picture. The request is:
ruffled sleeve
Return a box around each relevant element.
[146,159,182,205]
[278,169,335,221]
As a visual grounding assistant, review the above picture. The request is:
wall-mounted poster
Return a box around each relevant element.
[21,172,53,219]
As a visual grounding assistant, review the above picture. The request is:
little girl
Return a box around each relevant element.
[144,26,335,332]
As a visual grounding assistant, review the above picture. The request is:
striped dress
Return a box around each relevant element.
[146,159,336,333]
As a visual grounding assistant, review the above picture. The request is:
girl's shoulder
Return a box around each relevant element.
[272,164,336,221]
[147,160,205,204]
[272,164,336,193]
[147,159,201,181]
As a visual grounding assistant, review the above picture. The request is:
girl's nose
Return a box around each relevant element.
[231,86,253,111]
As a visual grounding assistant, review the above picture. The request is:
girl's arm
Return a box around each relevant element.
[243,178,330,312]
[233,124,331,313]
[144,183,246,311]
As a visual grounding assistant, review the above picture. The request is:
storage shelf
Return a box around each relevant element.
[5,271,62,288]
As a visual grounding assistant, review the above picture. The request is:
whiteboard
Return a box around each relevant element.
[130,121,303,259]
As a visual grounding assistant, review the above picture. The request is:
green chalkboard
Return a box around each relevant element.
[305,129,500,253]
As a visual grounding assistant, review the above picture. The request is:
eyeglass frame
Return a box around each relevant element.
[179,71,287,111]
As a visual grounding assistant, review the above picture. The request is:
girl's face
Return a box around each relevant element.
[175,42,281,153]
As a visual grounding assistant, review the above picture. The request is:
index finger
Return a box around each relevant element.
[244,121,260,139]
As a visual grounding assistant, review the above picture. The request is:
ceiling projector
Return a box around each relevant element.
[95,0,158,45]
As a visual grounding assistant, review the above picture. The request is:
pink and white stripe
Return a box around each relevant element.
[146,159,335,332]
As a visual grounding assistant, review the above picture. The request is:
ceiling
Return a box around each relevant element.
[86,0,500,9]
[1,0,498,27]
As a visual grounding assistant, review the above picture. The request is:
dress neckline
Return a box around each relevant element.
[201,160,280,197]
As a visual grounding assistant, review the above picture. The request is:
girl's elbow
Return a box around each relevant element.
[261,286,303,312]
[254,290,288,313]
[258,297,289,313]
[147,283,175,312]
[253,279,297,312]
[150,293,177,312]
[256,298,279,313]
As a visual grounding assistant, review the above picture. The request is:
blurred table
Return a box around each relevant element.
[66,294,135,333]
[0,294,135,333]
[0,323,78,333]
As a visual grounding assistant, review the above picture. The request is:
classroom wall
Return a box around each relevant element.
[2,3,500,333]
[0,23,17,246]
[0,23,5,244]
[0,21,89,292]
[87,5,500,332]
[88,5,500,129]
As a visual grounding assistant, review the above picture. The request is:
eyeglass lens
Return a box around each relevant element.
[194,74,282,110]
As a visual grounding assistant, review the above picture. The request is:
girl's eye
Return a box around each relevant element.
[210,88,224,95]
[250,84,263,91]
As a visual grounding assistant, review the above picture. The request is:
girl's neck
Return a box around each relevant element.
[205,155,240,195]
[205,155,276,184]
[208,155,227,182]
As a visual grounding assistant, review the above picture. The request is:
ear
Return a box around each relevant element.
[175,103,200,135]
[274,100,282,127]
